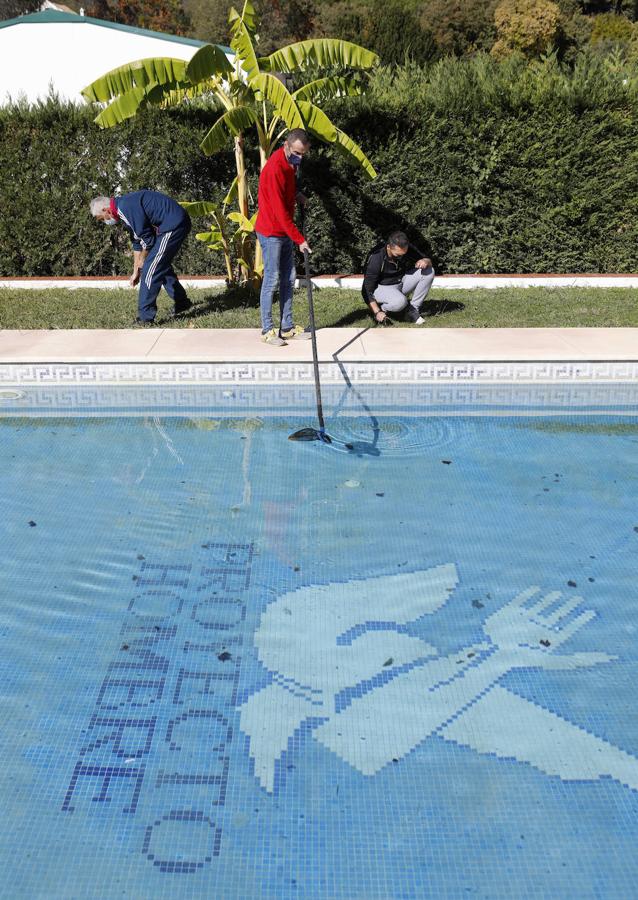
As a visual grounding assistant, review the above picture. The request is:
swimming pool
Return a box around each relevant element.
[1,382,637,899]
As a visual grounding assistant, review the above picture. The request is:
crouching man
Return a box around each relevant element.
[362,231,434,325]
[91,190,192,325]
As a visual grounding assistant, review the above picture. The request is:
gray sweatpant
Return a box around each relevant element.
[373,266,435,314]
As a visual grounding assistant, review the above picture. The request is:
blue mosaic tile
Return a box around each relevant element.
[0,390,637,898]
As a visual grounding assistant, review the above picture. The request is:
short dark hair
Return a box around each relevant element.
[387,231,409,249]
[286,128,310,146]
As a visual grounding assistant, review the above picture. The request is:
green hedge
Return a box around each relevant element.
[0,101,236,277]
[2,55,638,277]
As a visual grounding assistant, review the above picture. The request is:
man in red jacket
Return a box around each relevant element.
[255,129,312,346]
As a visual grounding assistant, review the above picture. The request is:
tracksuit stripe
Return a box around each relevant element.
[145,231,172,289]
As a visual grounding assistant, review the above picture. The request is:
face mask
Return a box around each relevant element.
[103,216,117,226]
[288,152,303,166]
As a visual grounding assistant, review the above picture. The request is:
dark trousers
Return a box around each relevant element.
[138,220,191,321]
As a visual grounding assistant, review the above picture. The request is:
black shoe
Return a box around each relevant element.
[171,300,193,319]
[132,317,156,327]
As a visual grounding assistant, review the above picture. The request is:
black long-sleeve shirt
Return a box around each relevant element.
[361,241,427,304]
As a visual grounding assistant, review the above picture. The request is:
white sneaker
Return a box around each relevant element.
[405,307,425,325]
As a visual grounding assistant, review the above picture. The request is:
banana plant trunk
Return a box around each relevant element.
[234,134,254,283]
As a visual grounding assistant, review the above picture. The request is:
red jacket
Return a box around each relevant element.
[255,147,305,245]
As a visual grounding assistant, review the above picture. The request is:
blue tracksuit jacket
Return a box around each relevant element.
[115,190,189,252]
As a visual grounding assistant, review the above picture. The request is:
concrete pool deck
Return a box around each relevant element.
[1,326,638,363]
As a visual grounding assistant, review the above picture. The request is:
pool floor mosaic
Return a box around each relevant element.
[1,392,638,899]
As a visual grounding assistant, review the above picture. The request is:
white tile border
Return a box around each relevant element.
[1,381,638,415]
[2,360,638,387]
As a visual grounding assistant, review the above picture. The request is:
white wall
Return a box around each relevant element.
[0,20,214,105]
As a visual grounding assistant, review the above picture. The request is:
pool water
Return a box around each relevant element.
[1,386,638,899]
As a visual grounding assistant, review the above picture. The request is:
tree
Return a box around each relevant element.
[0,0,42,18]
[555,0,594,60]
[366,0,436,65]
[82,0,379,287]
[589,9,638,49]
[577,0,638,15]
[312,0,369,46]
[186,0,315,48]
[491,0,563,57]
[184,0,233,44]
[420,0,499,57]
[85,0,190,35]
[253,0,316,54]
[314,0,435,65]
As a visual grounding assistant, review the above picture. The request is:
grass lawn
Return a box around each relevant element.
[1,286,638,329]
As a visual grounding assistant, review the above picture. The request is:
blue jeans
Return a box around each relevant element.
[257,233,296,334]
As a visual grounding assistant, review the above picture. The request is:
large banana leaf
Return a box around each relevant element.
[93,79,205,127]
[196,232,225,250]
[186,43,233,83]
[332,128,377,180]
[200,105,259,155]
[82,57,187,103]
[229,0,258,35]
[259,40,379,74]
[293,75,363,103]
[93,85,153,127]
[180,200,224,218]
[148,81,225,109]
[297,100,337,142]
[229,14,260,83]
[252,73,304,130]
[228,210,257,232]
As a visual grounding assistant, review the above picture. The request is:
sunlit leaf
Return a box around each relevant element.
[229,14,260,82]
[231,0,258,34]
[252,73,304,129]
[223,177,239,207]
[93,85,151,127]
[186,43,233,83]
[297,100,337,142]
[181,200,224,218]
[228,211,255,231]
[293,75,363,103]
[259,40,379,74]
[150,81,224,109]
[200,105,259,155]
[82,57,187,103]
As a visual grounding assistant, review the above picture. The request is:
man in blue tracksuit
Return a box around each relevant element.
[91,190,192,324]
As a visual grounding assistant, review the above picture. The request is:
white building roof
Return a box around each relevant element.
[0,9,231,105]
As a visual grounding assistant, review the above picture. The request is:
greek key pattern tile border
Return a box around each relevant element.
[1,363,638,415]
[1,384,638,416]
[2,360,638,388]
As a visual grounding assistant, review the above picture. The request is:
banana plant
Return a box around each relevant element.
[180,179,262,289]
[82,0,379,288]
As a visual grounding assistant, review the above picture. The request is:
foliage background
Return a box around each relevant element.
[2,54,638,276]
[8,1,638,66]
